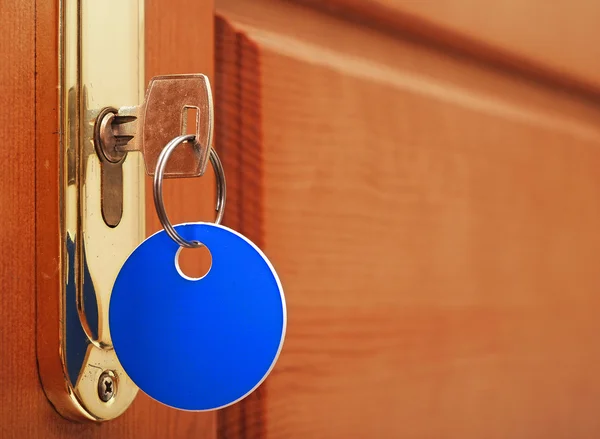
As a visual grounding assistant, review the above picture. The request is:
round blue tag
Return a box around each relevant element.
[109,222,286,411]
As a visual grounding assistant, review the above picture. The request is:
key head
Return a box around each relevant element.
[141,74,213,178]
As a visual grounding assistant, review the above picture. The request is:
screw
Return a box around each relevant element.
[98,370,117,402]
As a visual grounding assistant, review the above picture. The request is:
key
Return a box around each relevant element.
[95,74,214,178]
[93,74,214,226]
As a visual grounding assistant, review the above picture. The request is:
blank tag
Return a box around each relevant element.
[109,222,286,411]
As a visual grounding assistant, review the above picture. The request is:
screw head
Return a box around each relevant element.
[98,370,117,402]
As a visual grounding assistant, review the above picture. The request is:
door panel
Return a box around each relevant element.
[296,0,600,92]
[215,0,600,437]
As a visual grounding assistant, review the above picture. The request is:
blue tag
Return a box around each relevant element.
[109,223,286,411]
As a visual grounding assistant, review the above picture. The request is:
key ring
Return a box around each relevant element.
[153,134,227,248]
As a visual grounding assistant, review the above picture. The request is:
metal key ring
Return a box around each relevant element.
[153,134,227,248]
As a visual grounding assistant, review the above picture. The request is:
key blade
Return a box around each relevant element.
[141,74,214,178]
[112,106,140,153]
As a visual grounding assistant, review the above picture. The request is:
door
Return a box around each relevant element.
[213,1,600,438]
[3,0,600,438]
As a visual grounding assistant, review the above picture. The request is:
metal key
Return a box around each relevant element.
[93,74,214,226]
[95,74,214,178]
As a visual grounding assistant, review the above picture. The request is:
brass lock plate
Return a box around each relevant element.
[37,0,144,421]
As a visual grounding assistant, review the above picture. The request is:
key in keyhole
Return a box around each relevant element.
[93,74,214,227]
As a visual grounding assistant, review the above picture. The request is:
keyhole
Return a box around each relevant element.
[175,245,212,281]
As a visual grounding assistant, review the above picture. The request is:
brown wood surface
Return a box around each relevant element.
[216,0,600,437]
[387,0,600,90]
[0,0,37,437]
[2,0,216,437]
[295,0,600,99]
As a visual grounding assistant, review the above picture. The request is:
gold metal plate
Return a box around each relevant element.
[37,0,144,421]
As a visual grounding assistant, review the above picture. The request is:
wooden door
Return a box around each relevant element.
[3,0,600,438]
[214,1,600,438]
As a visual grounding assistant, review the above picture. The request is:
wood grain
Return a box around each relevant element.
[293,0,600,99]
[216,0,600,437]
[0,0,36,437]
[215,17,267,439]
[385,0,600,89]
[1,0,215,437]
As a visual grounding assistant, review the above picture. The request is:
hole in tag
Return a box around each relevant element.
[182,106,200,140]
[175,244,212,281]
